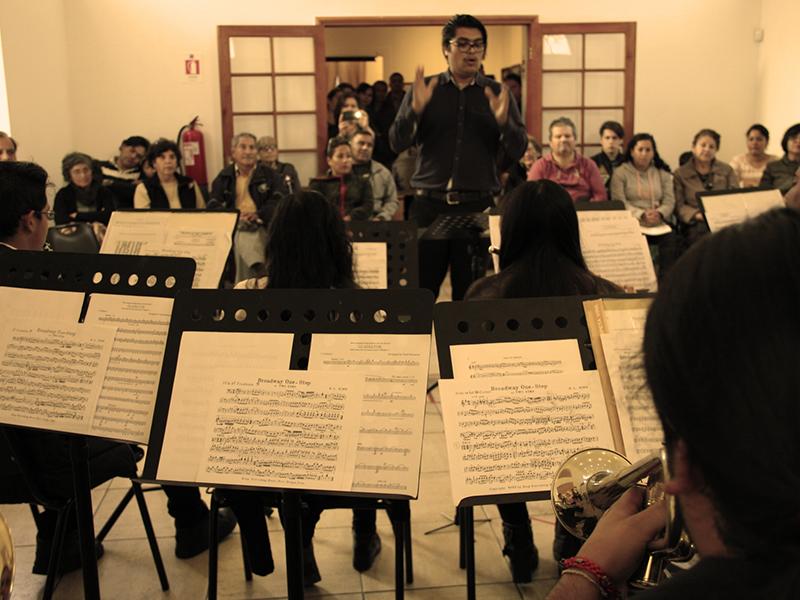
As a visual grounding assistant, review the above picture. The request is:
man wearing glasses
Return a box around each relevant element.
[390,14,526,301]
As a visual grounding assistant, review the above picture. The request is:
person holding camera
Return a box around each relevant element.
[335,92,370,141]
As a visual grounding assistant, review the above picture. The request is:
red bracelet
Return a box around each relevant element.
[560,556,620,599]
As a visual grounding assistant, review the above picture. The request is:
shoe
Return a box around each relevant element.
[175,508,237,559]
[303,541,322,587]
[352,531,381,572]
[33,530,104,576]
[552,520,583,568]
[501,522,539,583]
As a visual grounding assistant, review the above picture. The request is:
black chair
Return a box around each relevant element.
[46,223,100,253]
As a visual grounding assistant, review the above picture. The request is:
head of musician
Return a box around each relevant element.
[0,161,51,251]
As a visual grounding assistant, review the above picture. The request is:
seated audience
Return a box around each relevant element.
[673,129,738,245]
[309,136,372,221]
[729,124,777,187]
[54,152,116,230]
[350,128,399,220]
[133,138,205,209]
[547,207,800,600]
[257,135,300,194]
[611,133,679,275]
[528,117,607,202]
[760,123,800,194]
[95,135,149,208]
[209,132,284,283]
[591,120,626,193]
[0,132,17,162]
[502,135,541,199]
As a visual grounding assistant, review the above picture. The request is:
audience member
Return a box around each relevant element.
[257,135,300,194]
[502,135,541,199]
[95,135,149,208]
[591,120,625,192]
[337,82,355,94]
[209,133,284,282]
[351,128,399,220]
[387,72,406,114]
[502,72,522,111]
[673,129,738,245]
[611,133,679,275]
[760,123,800,194]
[327,88,344,139]
[309,136,372,221]
[371,79,399,168]
[334,91,370,140]
[356,82,374,112]
[54,152,116,243]
[547,207,800,600]
[0,132,17,162]
[528,117,607,202]
[729,124,777,187]
[133,138,205,209]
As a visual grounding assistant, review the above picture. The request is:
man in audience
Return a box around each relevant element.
[390,14,526,300]
[257,135,301,194]
[387,72,406,114]
[0,160,236,574]
[96,135,150,208]
[351,128,400,220]
[209,132,285,283]
[591,121,625,193]
[529,117,607,202]
[0,132,17,161]
[502,72,522,111]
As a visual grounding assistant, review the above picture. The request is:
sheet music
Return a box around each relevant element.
[439,372,614,504]
[156,332,294,482]
[163,227,232,289]
[84,294,173,443]
[197,370,363,490]
[577,211,658,292]
[600,332,662,461]
[450,339,583,380]
[352,242,388,289]
[0,320,115,434]
[0,287,84,320]
[308,333,430,496]
[701,189,783,232]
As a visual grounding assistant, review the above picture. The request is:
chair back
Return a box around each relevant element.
[46,223,99,253]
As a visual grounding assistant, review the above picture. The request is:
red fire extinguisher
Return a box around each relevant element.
[177,116,208,186]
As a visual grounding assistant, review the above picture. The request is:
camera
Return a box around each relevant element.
[342,110,364,122]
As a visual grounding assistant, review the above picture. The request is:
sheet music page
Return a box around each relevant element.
[439,371,613,504]
[600,331,663,461]
[702,189,783,232]
[352,242,388,289]
[84,294,173,444]
[162,228,232,289]
[450,339,583,380]
[100,211,164,256]
[308,333,430,497]
[0,287,84,320]
[0,320,115,434]
[157,331,294,482]
[197,370,363,491]
[577,211,658,291]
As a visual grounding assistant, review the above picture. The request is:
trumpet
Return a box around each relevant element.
[551,447,693,588]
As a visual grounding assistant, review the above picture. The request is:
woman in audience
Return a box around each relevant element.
[760,123,800,195]
[673,129,738,246]
[729,124,777,187]
[356,82,374,114]
[54,152,116,228]
[257,135,301,194]
[547,208,800,600]
[611,133,679,275]
[334,91,370,140]
[465,180,620,582]
[502,135,541,199]
[133,138,205,209]
[309,136,372,221]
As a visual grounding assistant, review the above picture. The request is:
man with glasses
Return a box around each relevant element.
[390,14,526,301]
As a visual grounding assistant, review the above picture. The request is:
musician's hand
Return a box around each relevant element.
[485,84,510,127]
[411,66,437,116]
[577,487,667,585]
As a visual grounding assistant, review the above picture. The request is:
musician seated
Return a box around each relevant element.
[547,208,800,599]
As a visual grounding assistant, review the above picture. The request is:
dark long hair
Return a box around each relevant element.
[263,190,355,289]
[623,133,671,172]
[645,208,800,572]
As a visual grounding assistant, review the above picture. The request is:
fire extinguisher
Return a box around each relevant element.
[177,116,208,186]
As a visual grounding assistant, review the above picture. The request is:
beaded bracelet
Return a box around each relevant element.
[560,556,620,599]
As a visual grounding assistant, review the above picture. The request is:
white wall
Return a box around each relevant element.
[1,0,793,182]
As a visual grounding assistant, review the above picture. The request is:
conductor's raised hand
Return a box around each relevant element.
[485,83,510,127]
[411,66,438,116]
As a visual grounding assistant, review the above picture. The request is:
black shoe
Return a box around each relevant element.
[352,531,381,572]
[303,541,322,587]
[175,507,237,559]
[501,522,539,583]
[33,530,104,576]
[553,520,583,567]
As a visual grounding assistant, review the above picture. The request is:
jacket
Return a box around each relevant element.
[308,172,372,221]
[673,158,738,224]
[610,162,675,222]
[54,182,116,225]
[210,163,285,224]
[142,173,199,209]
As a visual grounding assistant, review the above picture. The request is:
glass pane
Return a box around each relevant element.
[276,114,316,150]
[585,71,625,107]
[542,34,582,70]
[585,34,625,69]
[275,75,316,112]
[542,109,582,146]
[542,72,582,108]
[280,151,318,185]
[232,115,274,138]
[584,109,624,144]
[231,76,273,112]
[229,37,271,73]
[273,37,315,72]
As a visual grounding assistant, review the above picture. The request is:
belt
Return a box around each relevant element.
[415,189,495,205]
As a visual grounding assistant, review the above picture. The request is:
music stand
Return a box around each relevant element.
[348,221,419,289]
[0,251,195,600]
[420,213,489,287]
[142,288,434,600]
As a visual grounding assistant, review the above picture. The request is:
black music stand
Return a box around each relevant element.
[142,288,434,600]
[421,213,489,287]
[347,221,420,288]
[0,251,195,600]
[433,296,597,600]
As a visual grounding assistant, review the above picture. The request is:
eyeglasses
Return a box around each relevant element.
[36,209,55,220]
[259,145,277,151]
[449,38,485,53]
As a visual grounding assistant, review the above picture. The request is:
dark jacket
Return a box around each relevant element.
[269,161,301,196]
[308,173,372,221]
[760,155,800,195]
[591,151,625,193]
[54,182,116,225]
[143,173,198,209]
[210,164,285,224]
